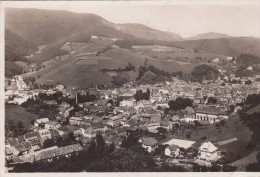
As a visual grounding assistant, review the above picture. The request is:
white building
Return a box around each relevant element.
[197,142,221,162]
[165,145,180,158]
[195,107,229,124]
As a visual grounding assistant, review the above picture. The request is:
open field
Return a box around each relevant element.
[5,105,39,128]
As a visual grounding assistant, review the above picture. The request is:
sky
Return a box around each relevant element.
[2,1,260,38]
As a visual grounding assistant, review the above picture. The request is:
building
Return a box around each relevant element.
[38,129,51,141]
[119,98,136,107]
[107,114,125,127]
[197,141,221,162]
[139,137,158,153]
[34,118,50,127]
[162,138,195,149]
[195,107,229,124]
[69,117,84,125]
[165,145,180,158]
[45,121,61,130]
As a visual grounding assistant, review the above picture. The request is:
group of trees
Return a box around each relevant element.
[100,63,136,73]
[76,92,97,103]
[133,88,150,102]
[5,120,27,137]
[21,92,65,119]
[191,64,220,82]
[121,133,139,149]
[136,64,172,82]
[239,93,260,150]
[168,97,193,111]
[207,97,218,104]
[5,62,23,78]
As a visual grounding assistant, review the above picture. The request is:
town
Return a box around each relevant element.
[4,4,260,173]
[4,66,260,172]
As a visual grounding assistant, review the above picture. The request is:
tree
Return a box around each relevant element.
[208,97,217,104]
[134,89,150,102]
[168,97,193,111]
[43,138,55,148]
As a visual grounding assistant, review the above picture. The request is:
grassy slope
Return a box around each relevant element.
[31,46,221,87]
[31,48,145,87]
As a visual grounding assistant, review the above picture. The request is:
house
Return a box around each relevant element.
[69,117,84,125]
[46,89,56,95]
[139,137,158,153]
[13,96,28,105]
[56,85,65,91]
[107,114,125,127]
[31,89,45,96]
[160,120,171,130]
[195,107,229,123]
[197,141,221,162]
[38,129,51,141]
[24,132,41,143]
[165,145,180,158]
[136,100,154,109]
[34,118,50,127]
[12,142,32,156]
[45,121,61,130]
[120,98,136,107]
[139,108,161,123]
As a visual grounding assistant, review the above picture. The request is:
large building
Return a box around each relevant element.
[195,107,229,123]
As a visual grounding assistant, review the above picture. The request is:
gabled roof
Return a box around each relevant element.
[141,137,158,146]
[24,132,40,139]
[35,144,83,161]
[199,141,218,153]
[196,106,228,116]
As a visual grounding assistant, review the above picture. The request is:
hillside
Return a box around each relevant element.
[174,37,260,57]
[186,32,228,40]
[6,8,181,46]
[5,8,129,46]
[5,29,37,62]
[114,23,182,42]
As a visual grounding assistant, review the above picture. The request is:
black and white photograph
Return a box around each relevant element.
[2,0,260,174]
